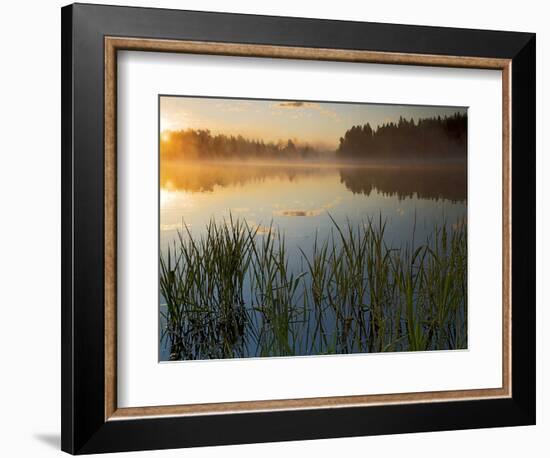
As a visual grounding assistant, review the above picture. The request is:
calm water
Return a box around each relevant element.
[159,160,467,360]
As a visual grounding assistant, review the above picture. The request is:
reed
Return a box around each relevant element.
[160,214,467,360]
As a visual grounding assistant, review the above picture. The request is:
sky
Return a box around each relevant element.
[160,96,467,150]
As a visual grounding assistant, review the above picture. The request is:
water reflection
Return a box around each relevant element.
[339,164,466,202]
[161,160,466,202]
[159,160,468,360]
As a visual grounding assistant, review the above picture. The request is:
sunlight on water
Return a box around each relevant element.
[160,161,466,255]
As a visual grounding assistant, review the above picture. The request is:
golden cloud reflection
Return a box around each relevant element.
[245,221,277,235]
[273,209,324,217]
[273,196,343,217]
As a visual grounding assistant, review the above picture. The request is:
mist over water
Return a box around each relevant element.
[160,159,466,253]
[161,159,466,200]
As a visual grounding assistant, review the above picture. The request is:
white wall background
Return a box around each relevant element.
[0,1,545,456]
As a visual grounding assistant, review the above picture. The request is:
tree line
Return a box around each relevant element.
[161,129,318,161]
[160,111,467,162]
[336,112,467,160]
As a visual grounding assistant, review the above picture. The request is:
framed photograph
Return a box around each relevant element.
[61,3,536,454]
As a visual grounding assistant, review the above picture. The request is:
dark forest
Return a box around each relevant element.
[336,112,467,160]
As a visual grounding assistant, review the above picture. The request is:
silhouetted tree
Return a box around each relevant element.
[161,129,319,161]
[336,112,467,161]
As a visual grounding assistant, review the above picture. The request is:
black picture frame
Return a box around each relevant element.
[61,3,536,454]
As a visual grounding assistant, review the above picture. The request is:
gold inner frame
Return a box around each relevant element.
[104,37,512,421]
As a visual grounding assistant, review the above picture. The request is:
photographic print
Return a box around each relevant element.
[159,95,467,361]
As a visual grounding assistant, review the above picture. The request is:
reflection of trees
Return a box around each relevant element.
[161,161,333,193]
[161,161,466,202]
[339,165,466,202]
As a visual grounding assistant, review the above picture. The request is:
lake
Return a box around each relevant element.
[159,160,467,360]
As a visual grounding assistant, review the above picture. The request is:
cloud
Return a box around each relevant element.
[273,101,341,123]
[276,101,318,108]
